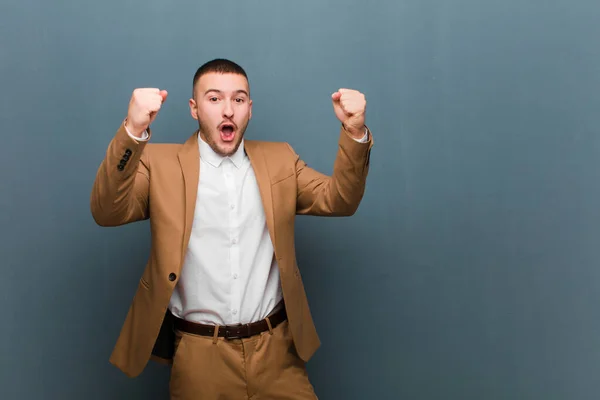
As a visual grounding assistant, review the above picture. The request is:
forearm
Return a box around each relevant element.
[90,123,150,226]
[295,125,373,216]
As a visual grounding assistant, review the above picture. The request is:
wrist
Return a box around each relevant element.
[343,123,366,139]
[124,118,145,139]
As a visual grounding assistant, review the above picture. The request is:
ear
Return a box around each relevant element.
[189,98,198,120]
[248,99,253,120]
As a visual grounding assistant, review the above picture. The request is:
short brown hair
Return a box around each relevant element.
[192,58,248,94]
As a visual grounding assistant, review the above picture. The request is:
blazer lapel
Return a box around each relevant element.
[245,141,277,254]
[177,132,200,261]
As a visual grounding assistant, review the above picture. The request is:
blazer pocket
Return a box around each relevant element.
[270,168,294,185]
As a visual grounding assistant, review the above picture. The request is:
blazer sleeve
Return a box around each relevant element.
[90,123,152,227]
[291,125,374,216]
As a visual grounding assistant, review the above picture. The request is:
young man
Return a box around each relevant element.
[91,59,373,399]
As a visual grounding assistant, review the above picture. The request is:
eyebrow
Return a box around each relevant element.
[204,89,249,97]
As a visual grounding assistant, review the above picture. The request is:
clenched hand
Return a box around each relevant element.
[331,88,366,139]
[125,88,168,138]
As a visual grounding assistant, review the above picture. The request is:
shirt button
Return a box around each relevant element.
[233,273,238,279]
[232,238,238,244]
[232,309,238,315]
[230,204,235,210]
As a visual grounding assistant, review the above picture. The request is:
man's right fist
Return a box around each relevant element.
[125,88,168,138]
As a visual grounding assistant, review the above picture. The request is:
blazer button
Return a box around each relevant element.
[117,165,124,171]
[125,149,132,156]
[168,273,177,282]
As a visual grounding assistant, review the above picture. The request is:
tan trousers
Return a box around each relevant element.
[169,320,318,399]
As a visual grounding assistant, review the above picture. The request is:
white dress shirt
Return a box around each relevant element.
[170,137,282,325]
[126,124,367,325]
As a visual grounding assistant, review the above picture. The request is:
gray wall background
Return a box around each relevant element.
[2,1,600,399]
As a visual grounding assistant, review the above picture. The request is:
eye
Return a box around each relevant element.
[235,98,244,103]
[209,97,219,102]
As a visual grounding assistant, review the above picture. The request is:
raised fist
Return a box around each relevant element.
[331,88,366,139]
[125,88,168,137]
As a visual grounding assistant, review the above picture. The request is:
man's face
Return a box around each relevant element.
[189,72,252,157]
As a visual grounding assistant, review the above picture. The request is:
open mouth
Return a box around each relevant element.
[219,123,236,142]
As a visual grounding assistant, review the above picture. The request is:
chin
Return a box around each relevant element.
[217,141,240,157]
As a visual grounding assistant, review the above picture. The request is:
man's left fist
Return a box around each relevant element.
[331,88,366,139]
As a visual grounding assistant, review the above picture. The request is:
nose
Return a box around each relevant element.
[223,100,234,119]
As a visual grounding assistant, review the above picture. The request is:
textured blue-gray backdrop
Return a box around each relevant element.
[2,1,600,399]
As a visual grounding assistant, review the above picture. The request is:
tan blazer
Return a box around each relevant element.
[90,124,373,377]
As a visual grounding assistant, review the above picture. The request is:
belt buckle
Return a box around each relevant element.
[224,323,252,340]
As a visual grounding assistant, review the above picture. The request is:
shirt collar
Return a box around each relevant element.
[197,132,245,168]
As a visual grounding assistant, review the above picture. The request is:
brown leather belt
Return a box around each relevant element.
[173,306,287,340]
